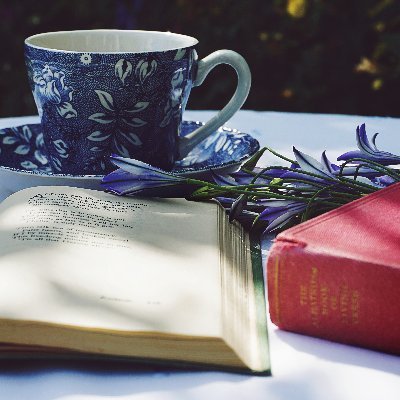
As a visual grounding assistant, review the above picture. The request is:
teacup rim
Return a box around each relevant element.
[25,29,199,54]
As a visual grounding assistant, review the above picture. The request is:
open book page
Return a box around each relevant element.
[0,186,221,338]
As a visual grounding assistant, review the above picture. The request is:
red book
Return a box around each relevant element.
[267,182,400,354]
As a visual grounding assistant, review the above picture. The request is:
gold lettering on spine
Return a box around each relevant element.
[330,295,338,311]
[299,285,308,306]
[351,290,360,325]
[298,264,360,328]
[339,284,349,324]
[309,267,319,327]
[320,286,329,316]
[338,285,360,325]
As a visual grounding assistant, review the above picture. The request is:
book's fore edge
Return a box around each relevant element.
[276,181,400,240]
[249,227,271,374]
[215,206,271,376]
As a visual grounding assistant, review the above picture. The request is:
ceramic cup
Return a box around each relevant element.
[24,30,251,174]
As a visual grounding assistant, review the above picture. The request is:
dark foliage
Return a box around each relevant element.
[1,0,399,117]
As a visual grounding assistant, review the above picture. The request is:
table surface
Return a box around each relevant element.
[0,110,399,400]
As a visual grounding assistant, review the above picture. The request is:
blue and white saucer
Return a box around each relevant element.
[0,120,259,195]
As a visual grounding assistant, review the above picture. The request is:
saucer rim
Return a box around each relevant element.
[0,121,259,179]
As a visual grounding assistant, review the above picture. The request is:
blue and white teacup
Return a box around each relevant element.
[24,30,251,174]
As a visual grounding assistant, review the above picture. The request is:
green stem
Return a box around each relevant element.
[301,184,344,222]
[263,146,298,165]
[257,165,376,193]
[339,158,400,181]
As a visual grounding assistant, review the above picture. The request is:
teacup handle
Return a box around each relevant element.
[178,50,251,158]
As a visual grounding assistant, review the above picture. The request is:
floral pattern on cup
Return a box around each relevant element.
[33,64,77,119]
[135,58,157,84]
[85,90,149,170]
[0,122,259,177]
[0,124,50,172]
[115,59,132,86]
[25,30,251,175]
[25,43,198,174]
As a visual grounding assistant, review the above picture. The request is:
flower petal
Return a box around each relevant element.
[229,194,247,222]
[371,132,380,150]
[320,151,337,174]
[356,124,375,154]
[212,172,237,186]
[109,155,183,181]
[293,147,334,178]
[261,203,306,233]
[102,168,190,197]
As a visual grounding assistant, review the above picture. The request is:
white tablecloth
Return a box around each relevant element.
[0,110,399,399]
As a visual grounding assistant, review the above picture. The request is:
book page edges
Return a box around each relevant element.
[218,208,270,374]
[0,317,248,369]
[249,229,271,373]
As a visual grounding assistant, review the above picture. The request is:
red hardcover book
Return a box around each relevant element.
[267,182,400,354]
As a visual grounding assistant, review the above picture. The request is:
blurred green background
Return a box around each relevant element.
[1,0,399,117]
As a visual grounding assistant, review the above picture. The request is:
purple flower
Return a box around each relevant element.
[258,201,306,233]
[230,167,284,185]
[211,172,238,186]
[100,122,396,235]
[229,194,247,222]
[102,155,190,196]
[372,175,396,187]
[293,147,336,179]
[215,197,259,227]
[212,167,283,187]
[338,124,400,166]
[278,148,339,189]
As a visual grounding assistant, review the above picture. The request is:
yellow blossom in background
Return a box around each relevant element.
[372,78,383,91]
[374,21,385,32]
[355,57,379,75]
[282,88,294,99]
[287,0,307,18]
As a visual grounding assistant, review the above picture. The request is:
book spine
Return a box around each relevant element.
[267,240,400,355]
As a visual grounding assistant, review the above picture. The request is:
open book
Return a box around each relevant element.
[0,186,270,374]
